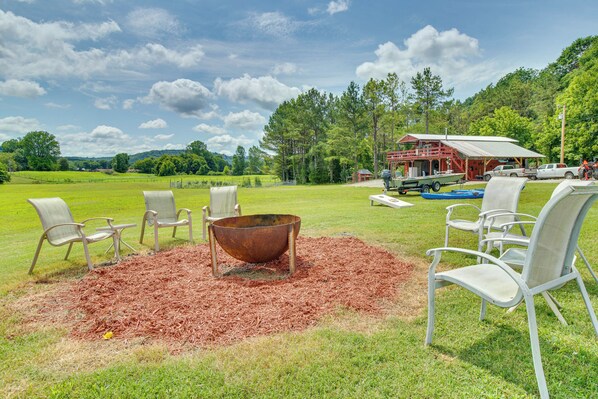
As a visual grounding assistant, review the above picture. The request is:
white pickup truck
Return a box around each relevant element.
[535,163,579,180]
[483,165,536,181]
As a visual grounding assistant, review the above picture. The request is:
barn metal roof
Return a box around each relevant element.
[399,134,517,143]
[441,140,545,158]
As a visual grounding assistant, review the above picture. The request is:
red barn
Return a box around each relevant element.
[387,134,545,181]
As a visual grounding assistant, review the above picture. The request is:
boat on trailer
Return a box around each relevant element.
[382,171,465,195]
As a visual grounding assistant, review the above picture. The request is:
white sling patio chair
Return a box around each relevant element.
[486,181,596,280]
[445,176,527,248]
[479,182,596,327]
[140,191,192,252]
[426,184,598,399]
[202,185,241,240]
[28,197,117,273]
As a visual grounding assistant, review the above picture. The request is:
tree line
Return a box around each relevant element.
[0,131,269,181]
[260,36,598,183]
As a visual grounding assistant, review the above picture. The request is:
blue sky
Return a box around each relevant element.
[1,0,596,157]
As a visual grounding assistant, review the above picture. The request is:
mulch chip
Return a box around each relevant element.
[50,236,413,347]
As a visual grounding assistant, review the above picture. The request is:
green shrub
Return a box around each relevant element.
[0,163,10,183]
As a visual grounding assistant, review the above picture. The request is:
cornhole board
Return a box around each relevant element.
[369,194,414,208]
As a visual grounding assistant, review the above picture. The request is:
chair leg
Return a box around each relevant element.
[577,246,598,284]
[139,217,146,244]
[444,225,449,247]
[545,292,563,309]
[188,217,193,243]
[541,292,567,326]
[29,236,46,274]
[479,299,487,321]
[65,242,74,260]
[425,275,436,345]
[172,226,177,238]
[575,274,598,336]
[524,295,550,399]
[81,240,94,271]
[154,223,160,252]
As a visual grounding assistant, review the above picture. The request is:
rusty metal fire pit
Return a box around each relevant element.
[208,214,301,276]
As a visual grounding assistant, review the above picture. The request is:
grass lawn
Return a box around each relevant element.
[0,176,597,398]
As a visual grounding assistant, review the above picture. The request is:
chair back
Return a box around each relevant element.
[522,184,598,288]
[143,191,177,225]
[482,176,527,226]
[28,198,81,244]
[551,179,594,199]
[210,186,238,218]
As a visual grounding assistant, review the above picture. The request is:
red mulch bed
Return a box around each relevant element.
[53,236,413,347]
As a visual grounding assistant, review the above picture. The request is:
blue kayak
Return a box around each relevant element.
[421,189,484,200]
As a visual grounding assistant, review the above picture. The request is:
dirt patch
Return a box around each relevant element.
[39,237,413,347]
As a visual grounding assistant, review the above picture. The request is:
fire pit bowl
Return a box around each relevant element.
[208,214,301,276]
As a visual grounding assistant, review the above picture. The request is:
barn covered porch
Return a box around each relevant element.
[386,134,545,181]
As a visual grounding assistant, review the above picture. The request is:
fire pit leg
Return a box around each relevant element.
[288,224,296,275]
[208,224,219,276]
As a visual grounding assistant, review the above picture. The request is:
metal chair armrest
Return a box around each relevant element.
[446,203,481,223]
[426,246,525,286]
[177,208,192,219]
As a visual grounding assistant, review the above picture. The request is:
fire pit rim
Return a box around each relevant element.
[212,214,301,229]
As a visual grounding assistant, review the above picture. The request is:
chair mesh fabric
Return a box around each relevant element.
[143,191,178,225]
[28,198,81,245]
[523,186,598,288]
[481,177,527,227]
[209,186,237,218]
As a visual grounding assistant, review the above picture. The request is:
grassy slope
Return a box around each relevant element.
[0,178,596,398]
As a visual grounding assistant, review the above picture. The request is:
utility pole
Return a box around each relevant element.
[560,104,566,164]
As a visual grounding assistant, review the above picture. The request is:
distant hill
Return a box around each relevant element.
[129,149,185,163]
[67,149,232,164]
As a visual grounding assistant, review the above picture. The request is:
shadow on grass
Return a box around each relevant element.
[432,317,598,397]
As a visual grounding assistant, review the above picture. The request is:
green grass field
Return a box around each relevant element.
[0,175,597,398]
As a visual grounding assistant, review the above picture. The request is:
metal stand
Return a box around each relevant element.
[208,223,297,277]
[98,223,137,261]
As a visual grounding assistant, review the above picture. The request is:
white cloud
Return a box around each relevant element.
[163,143,185,150]
[131,43,204,68]
[193,123,226,135]
[0,11,203,80]
[56,125,185,156]
[214,74,301,110]
[223,110,266,131]
[272,62,298,75]
[0,116,42,134]
[59,125,143,156]
[245,11,312,37]
[142,79,213,116]
[122,99,135,109]
[0,79,46,97]
[45,102,71,109]
[206,134,253,156]
[126,8,182,38]
[89,125,129,140]
[94,95,118,110]
[327,0,350,15]
[139,118,168,129]
[356,25,498,89]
